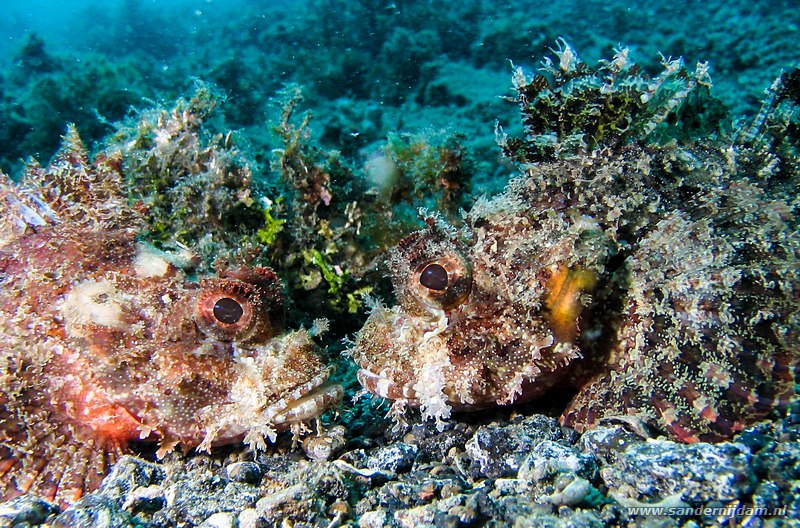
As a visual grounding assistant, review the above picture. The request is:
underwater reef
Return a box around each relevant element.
[1,0,800,526]
[2,0,799,185]
[1,35,799,527]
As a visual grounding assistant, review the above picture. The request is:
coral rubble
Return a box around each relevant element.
[5,412,798,527]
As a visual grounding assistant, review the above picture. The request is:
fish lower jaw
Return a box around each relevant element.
[357,368,548,413]
[267,377,343,426]
[356,368,420,405]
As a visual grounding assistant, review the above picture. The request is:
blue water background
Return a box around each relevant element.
[1,0,798,184]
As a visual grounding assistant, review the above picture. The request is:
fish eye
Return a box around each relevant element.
[393,228,472,313]
[196,282,257,341]
[419,263,449,291]
[213,297,244,324]
[410,256,471,311]
[195,268,284,344]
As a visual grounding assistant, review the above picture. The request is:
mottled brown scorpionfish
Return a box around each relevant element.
[352,51,799,442]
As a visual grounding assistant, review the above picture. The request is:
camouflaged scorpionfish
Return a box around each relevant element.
[0,127,342,505]
[352,44,800,442]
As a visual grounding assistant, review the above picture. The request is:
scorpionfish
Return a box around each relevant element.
[352,47,799,442]
[0,127,342,506]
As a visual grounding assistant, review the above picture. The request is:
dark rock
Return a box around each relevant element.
[492,494,555,526]
[0,495,59,527]
[754,440,800,517]
[601,439,755,505]
[52,495,135,528]
[415,427,471,464]
[752,481,782,511]
[757,441,800,485]
[464,415,566,479]
[121,485,166,515]
[578,426,645,464]
[252,451,300,474]
[366,443,418,474]
[517,440,597,484]
[226,462,263,484]
[406,420,464,443]
[255,483,316,525]
[98,456,165,507]
[314,470,350,501]
[734,425,778,455]
[376,481,424,511]
[337,448,368,468]
[159,466,262,526]
[390,494,479,528]
[784,399,800,427]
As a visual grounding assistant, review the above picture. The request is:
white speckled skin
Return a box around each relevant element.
[352,143,799,441]
[0,128,340,506]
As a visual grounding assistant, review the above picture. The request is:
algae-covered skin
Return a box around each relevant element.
[351,45,800,442]
[0,128,342,506]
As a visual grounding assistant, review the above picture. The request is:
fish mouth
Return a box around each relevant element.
[357,368,421,405]
[197,374,343,450]
[266,372,344,425]
[356,368,510,412]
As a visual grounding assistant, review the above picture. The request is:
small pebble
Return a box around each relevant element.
[303,425,348,461]
[256,484,310,517]
[440,483,462,499]
[238,508,260,528]
[200,511,237,528]
[226,461,263,484]
[543,476,592,506]
[121,484,166,514]
[0,495,59,525]
[358,510,387,528]
[365,443,418,473]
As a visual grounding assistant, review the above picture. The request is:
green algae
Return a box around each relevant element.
[255,198,286,246]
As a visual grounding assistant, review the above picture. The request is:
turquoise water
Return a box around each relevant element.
[1,0,798,179]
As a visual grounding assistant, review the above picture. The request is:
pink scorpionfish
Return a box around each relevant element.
[0,127,341,506]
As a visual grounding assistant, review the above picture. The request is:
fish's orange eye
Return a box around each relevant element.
[419,263,448,290]
[195,267,284,344]
[197,287,255,341]
[196,280,262,342]
[213,297,243,324]
[392,227,472,314]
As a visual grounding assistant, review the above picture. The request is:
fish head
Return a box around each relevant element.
[56,244,341,456]
[350,218,594,429]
